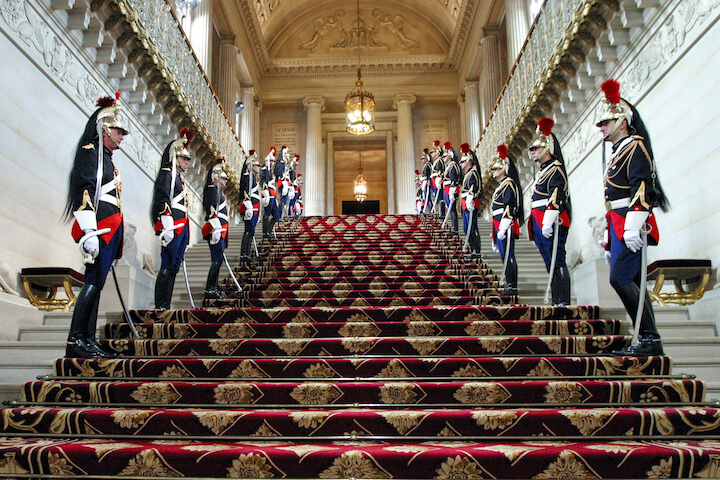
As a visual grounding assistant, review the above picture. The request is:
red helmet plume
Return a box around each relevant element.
[443,142,452,151]
[179,128,194,145]
[537,118,554,137]
[497,144,508,159]
[460,143,471,154]
[601,79,621,105]
[433,140,440,147]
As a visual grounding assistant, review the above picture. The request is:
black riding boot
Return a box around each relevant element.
[503,256,518,296]
[612,282,663,356]
[240,231,252,262]
[555,266,571,306]
[468,226,482,259]
[450,209,459,235]
[84,288,117,358]
[66,284,103,358]
[154,269,175,310]
[204,262,224,299]
[262,216,270,239]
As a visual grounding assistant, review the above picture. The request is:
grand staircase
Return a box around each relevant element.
[1,214,720,479]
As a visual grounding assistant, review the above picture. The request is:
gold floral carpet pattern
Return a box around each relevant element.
[1,214,720,479]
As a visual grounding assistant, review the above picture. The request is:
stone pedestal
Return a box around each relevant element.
[98,262,156,313]
[571,258,623,312]
[0,291,43,342]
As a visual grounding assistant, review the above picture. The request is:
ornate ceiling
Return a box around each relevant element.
[216,0,504,102]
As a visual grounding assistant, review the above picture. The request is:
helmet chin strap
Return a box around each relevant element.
[102,124,121,149]
[605,115,626,141]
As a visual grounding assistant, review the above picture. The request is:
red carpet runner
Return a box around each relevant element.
[2,214,720,479]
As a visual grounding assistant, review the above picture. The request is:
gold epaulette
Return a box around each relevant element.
[82,143,95,150]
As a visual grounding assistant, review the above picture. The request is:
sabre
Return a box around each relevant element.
[462,209,474,252]
[181,245,195,308]
[631,227,650,347]
[543,216,561,305]
[252,236,259,257]
[111,265,139,339]
[441,195,455,229]
[223,252,242,292]
[500,233,512,287]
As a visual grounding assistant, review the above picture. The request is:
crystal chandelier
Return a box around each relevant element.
[353,151,368,202]
[345,0,375,135]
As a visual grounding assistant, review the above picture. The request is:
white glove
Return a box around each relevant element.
[289,188,296,200]
[282,184,289,196]
[466,195,474,212]
[623,229,643,252]
[491,242,498,252]
[159,215,174,247]
[434,177,442,190]
[604,251,612,265]
[262,190,271,207]
[600,229,608,248]
[497,218,512,241]
[243,200,253,220]
[82,230,100,259]
[448,186,456,201]
[211,230,222,245]
[541,209,560,239]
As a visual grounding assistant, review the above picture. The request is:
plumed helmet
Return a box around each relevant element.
[213,159,228,180]
[173,128,194,159]
[530,118,555,157]
[247,149,261,167]
[459,143,472,163]
[490,144,508,171]
[597,79,633,127]
[97,93,129,136]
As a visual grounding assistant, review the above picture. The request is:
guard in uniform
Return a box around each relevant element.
[201,161,229,300]
[528,118,572,306]
[293,173,303,216]
[430,140,446,218]
[442,142,461,235]
[288,154,299,217]
[459,143,482,258]
[64,93,128,358]
[274,146,289,221]
[490,144,524,296]
[240,151,262,262]
[597,79,670,356]
[152,129,194,309]
[260,147,279,239]
[419,149,432,213]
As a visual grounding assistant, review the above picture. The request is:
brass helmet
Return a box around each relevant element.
[96,93,129,145]
[172,128,194,160]
[459,143,472,163]
[421,148,430,163]
[442,142,453,158]
[432,139,441,155]
[212,160,228,182]
[596,79,632,128]
[529,117,555,158]
[490,144,508,172]
[247,149,261,167]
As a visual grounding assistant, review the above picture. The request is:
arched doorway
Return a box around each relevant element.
[333,138,388,215]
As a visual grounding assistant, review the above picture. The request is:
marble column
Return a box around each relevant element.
[480,30,504,127]
[217,37,239,123]
[326,134,335,215]
[189,0,213,79]
[239,87,256,151]
[463,82,481,147]
[505,0,531,71]
[302,96,326,216]
[393,93,417,214]
[456,95,466,143]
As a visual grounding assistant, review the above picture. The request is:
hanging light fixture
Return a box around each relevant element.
[345,0,375,135]
[353,149,368,202]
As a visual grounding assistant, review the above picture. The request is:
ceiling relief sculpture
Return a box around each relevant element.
[298,8,420,55]
[225,0,486,78]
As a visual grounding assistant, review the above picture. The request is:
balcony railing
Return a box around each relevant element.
[477,0,616,196]
[114,0,246,194]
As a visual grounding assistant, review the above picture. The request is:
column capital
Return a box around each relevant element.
[302,96,326,111]
[464,80,479,90]
[393,93,416,109]
[219,34,237,47]
[480,26,501,39]
[456,94,465,106]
